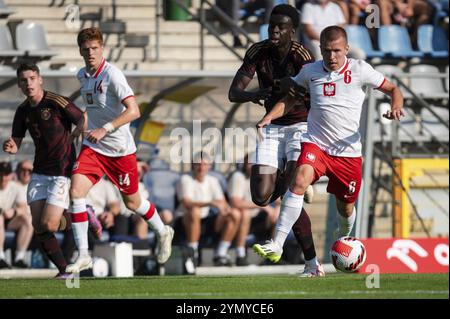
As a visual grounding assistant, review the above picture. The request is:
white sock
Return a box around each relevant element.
[274,189,304,248]
[135,200,166,236]
[71,198,89,256]
[236,246,246,258]
[216,241,231,257]
[305,257,319,267]
[188,242,198,251]
[15,250,26,262]
[0,250,5,260]
[337,207,356,238]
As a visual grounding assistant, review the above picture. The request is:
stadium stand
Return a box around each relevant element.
[345,25,385,59]
[0,25,25,63]
[417,24,449,58]
[15,22,58,60]
[378,25,424,58]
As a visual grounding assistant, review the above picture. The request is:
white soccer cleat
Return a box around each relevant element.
[304,185,314,204]
[299,262,325,278]
[156,225,174,264]
[65,255,93,274]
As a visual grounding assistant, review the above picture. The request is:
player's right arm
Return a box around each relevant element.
[228,43,271,105]
[257,95,297,128]
[229,73,271,106]
[4,106,27,154]
[2,137,22,154]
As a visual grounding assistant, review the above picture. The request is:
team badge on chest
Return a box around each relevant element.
[41,108,51,120]
[323,83,336,96]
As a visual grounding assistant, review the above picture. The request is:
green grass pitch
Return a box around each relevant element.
[0,273,448,299]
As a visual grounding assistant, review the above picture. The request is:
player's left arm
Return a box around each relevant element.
[376,79,405,121]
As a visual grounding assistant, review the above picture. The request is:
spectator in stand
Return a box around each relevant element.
[301,0,366,58]
[0,161,33,268]
[216,0,245,47]
[228,153,280,266]
[240,0,275,25]
[348,0,372,24]
[175,151,241,266]
[377,0,432,46]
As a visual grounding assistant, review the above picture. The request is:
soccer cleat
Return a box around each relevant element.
[213,255,232,267]
[86,205,103,240]
[252,240,283,263]
[0,259,11,269]
[54,272,73,280]
[299,262,325,277]
[235,256,250,266]
[304,185,314,204]
[156,225,174,264]
[65,255,93,273]
[12,259,29,269]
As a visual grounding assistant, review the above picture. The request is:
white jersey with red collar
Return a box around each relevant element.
[77,59,136,157]
[292,58,385,157]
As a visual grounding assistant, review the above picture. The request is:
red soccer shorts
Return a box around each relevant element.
[72,146,139,195]
[297,142,362,203]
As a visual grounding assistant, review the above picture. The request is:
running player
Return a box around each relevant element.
[229,4,323,276]
[66,28,174,273]
[253,26,404,263]
[3,63,88,278]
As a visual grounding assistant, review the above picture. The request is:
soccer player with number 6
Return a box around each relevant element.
[253,26,404,264]
[66,28,174,273]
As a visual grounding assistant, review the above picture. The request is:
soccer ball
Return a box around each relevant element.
[330,236,366,273]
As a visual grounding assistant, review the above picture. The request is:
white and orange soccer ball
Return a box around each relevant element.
[330,236,367,273]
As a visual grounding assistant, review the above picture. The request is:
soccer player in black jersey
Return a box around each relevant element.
[2,63,94,278]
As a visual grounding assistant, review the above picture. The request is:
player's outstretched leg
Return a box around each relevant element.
[66,198,92,273]
[292,210,325,277]
[133,200,174,264]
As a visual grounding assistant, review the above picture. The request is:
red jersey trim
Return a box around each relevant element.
[338,59,350,75]
[376,78,387,89]
[93,59,106,78]
[121,95,134,104]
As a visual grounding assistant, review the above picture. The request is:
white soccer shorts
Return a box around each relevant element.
[27,174,70,209]
[254,122,307,170]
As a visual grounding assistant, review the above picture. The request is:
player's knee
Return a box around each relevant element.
[42,219,59,233]
[291,174,310,194]
[251,194,271,207]
[69,186,85,199]
[124,200,139,212]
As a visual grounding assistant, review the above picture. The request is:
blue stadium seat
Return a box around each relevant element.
[417,24,448,58]
[259,23,268,40]
[345,25,385,58]
[378,25,424,58]
[143,169,180,212]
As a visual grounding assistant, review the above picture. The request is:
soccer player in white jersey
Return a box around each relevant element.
[253,26,404,263]
[66,28,174,273]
